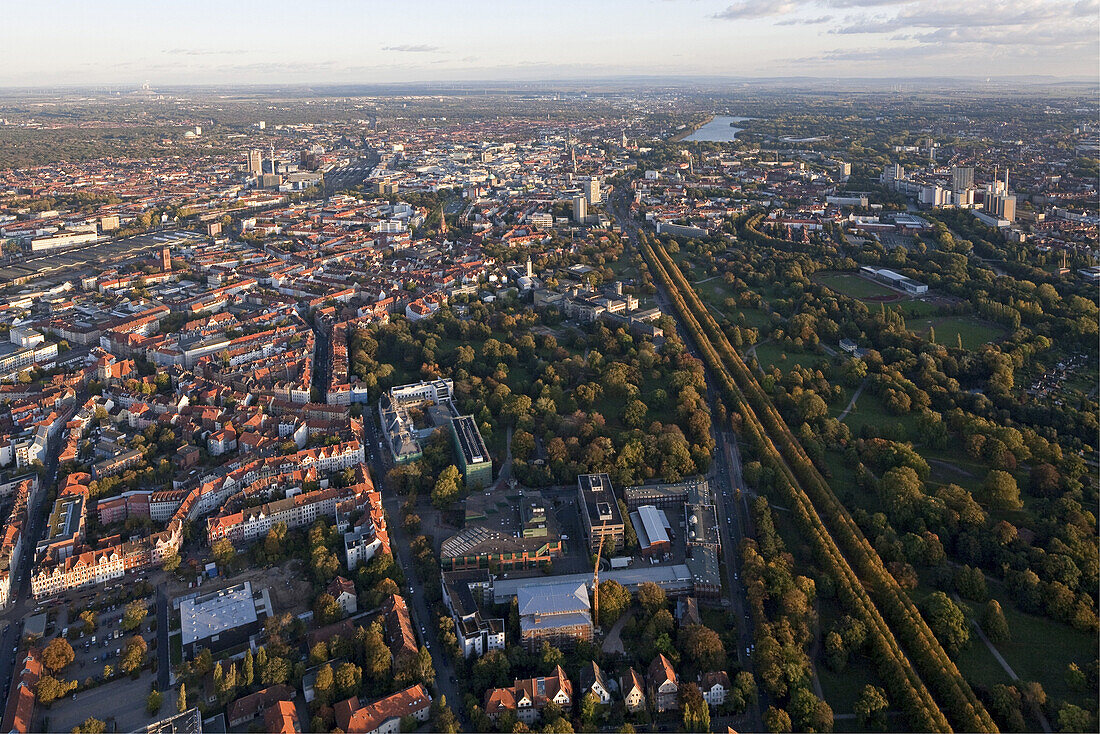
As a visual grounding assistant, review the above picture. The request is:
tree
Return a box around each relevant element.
[1056,703,1093,733]
[679,683,710,732]
[242,649,254,687]
[212,538,236,568]
[362,622,392,680]
[335,662,363,699]
[680,624,725,673]
[855,685,889,730]
[121,635,147,674]
[982,470,1022,510]
[177,683,187,713]
[146,690,163,716]
[982,600,1010,644]
[314,593,341,624]
[580,691,600,726]
[42,637,75,672]
[262,656,290,686]
[36,675,76,705]
[596,580,631,627]
[122,600,148,632]
[431,465,461,508]
[637,582,666,615]
[71,717,106,734]
[1029,463,1061,497]
[431,696,460,734]
[78,610,97,635]
[161,552,181,572]
[923,591,969,654]
[314,664,335,706]
[764,706,792,733]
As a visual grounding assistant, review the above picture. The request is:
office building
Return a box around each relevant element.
[577,473,625,553]
[631,505,672,558]
[572,195,587,223]
[449,415,493,488]
[248,150,263,177]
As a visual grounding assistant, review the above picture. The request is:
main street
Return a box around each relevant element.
[359,410,465,728]
[0,400,78,710]
[610,189,763,732]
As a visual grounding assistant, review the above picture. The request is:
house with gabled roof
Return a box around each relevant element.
[647,653,679,712]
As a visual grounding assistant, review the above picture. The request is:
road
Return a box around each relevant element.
[610,190,763,732]
[0,401,78,708]
[359,410,465,726]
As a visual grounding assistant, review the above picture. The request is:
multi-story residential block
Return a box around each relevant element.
[441,570,505,658]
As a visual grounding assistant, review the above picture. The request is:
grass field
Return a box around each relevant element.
[815,271,898,300]
[751,342,827,372]
[839,391,920,440]
[955,587,1098,718]
[908,315,1004,349]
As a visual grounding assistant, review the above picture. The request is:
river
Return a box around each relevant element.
[683,115,753,142]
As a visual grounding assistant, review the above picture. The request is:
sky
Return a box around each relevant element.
[1,0,1097,87]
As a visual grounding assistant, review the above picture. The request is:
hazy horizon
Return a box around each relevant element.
[3,0,1097,88]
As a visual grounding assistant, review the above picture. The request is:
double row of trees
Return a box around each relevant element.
[642,233,996,731]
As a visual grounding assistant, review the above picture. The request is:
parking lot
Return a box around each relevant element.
[59,596,155,678]
[36,670,158,733]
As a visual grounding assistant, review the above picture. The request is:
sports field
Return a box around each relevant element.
[815,271,898,300]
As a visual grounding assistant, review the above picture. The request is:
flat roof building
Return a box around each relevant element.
[178,582,273,657]
[577,473,625,553]
[450,415,492,488]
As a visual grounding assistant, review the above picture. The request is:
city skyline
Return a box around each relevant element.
[1,0,1097,87]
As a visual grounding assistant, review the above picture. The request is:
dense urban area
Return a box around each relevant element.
[0,82,1095,734]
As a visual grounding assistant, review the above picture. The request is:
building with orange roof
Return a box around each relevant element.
[484,666,573,725]
[334,683,431,734]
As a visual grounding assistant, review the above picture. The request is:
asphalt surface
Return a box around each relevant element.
[0,401,76,709]
[359,412,465,726]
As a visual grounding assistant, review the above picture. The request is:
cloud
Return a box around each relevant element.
[712,0,799,20]
[776,14,833,25]
[381,44,441,53]
[163,49,227,56]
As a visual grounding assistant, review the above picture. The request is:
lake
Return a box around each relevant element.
[683,115,753,142]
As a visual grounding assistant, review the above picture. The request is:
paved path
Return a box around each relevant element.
[837,378,868,422]
[927,458,975,478]
[968,615,1052,733]
[601,609,633,655]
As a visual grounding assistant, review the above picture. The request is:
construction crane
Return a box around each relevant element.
[593,522,606,625]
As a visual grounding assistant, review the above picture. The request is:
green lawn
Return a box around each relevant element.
[815,271,898,300]
[751,343,827,373]
[838,391,919,440]
[897,299,941,318]
[907,316,1005,349]
[956,588,1098,717]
